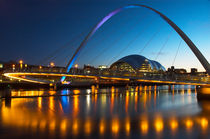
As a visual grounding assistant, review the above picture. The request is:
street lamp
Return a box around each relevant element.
[19,60,23,70]
[75,64,78,68]
[50,62,55,67]
[12,64,15,71]
[74,64,78,74]
[19,60,23,64]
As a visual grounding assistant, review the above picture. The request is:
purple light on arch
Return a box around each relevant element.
[61,6,138,82]
[61,4,210,82]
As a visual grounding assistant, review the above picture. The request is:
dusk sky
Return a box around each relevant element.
[0,0,209,71]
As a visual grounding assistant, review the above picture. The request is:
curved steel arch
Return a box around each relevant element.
[61,4,210,82]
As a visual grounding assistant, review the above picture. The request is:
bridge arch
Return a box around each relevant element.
[61,4,210,82]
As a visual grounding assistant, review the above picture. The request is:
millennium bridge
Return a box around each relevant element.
[3,71,210,87]
[3,4,210,88]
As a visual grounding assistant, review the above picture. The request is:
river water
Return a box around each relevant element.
[0,85,209,139]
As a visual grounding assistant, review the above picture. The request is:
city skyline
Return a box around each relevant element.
[0,0,209,72]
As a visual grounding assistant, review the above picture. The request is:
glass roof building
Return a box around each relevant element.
[110,55,165,73]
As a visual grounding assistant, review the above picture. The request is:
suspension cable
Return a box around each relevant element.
[154,31,172,60]
[107,19,153,66]
[38,30,87,65]
[172,39,182,66]
[138,27,162,55]
[88,15,147,65]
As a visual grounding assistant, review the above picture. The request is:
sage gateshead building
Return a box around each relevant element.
[110,55,166,73]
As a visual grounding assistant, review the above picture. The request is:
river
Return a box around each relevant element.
[0,85,209,138]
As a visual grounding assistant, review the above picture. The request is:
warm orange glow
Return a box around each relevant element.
[140,121,148,135]
[187,88,191,94]
[74,64,78,68]
[91,85,95,93]
[49,83,53,87]
[38,97,42,109]
[200,118,208,130]
[125,118,130,135]
[49,90,56,95]
[200,87,210,94]
[12,64,15,70]
[135,92,138,111]
[3,72,210,86]
[135,86,138,92]
[49,96,54,111]
[101,94,106,107]
[139,85,142,92]
[72,119,79,135]
[84,119,91,135]
[144,86,147,91]
[170,119,178,131]
[111,86,115,93]
[49,120,56,131]
[110,91,114,112]
[99,118,105,135]
[73,89,80,95]
[11,90,44,97]
[155,118,164,133]
[125,91,129,113]
[112,119,119,134]
[39,120,46,130]
[39,66,42,69]
[50,62,55,67]
[73,96,79,117]
[185,119,193,130]
[60,119,67,136]
[19,60,23,64]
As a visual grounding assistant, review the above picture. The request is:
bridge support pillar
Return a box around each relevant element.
[197,86,210,100]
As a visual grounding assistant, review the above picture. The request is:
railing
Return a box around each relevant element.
[3,68,210,85]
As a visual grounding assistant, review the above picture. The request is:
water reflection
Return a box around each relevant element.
[1,85,210,138]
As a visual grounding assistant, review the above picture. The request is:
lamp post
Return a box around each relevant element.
[19,60,23,71]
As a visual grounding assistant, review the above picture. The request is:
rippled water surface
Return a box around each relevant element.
[0,85,210,139]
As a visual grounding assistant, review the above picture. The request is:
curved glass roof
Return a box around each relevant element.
[111,54,165,71]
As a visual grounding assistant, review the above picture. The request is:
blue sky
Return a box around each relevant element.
[0,0,209,71]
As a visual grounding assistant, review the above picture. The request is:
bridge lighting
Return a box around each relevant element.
[61,81,70,85]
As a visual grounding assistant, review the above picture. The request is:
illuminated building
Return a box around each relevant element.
[98,65,108,69]
[110,55,165,73]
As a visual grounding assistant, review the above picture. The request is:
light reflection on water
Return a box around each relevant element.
[0,85,210,138]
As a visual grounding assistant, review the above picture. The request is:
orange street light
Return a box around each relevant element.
[19,60,23,64]
[50,62,55,67]
[75,64,78,68]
